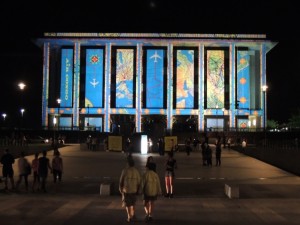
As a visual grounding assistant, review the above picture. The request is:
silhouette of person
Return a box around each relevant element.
[38,150,52,193]
[1,149,15,190]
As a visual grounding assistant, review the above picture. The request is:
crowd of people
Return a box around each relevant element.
[1,148,63,193]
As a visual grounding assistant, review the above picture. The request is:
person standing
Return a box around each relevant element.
[119,156,141,222]
[38,150,52,193]
[16,151,30,192]
[31,152,40,192]
[52,150,63,183]
[1,149,15,191]
[215,137,222,166]
[164,151,177,198]
[140,162,162,222]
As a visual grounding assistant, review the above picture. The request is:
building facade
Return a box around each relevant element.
[35,33,277,134]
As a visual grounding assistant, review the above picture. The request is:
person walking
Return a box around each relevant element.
[119,156,141,222]
[31,152,40,192]
[16,151,31,192]
[140,162,162,222]
[215,137,222,166]
[145,156,156,172]
[164,151,177,198]
[38,150,52,193]
[52,150,63,183]
[1,149,15,191]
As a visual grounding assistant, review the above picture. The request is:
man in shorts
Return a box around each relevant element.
[119,156,141,222]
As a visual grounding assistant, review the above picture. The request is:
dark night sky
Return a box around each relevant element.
[0,0,299,128]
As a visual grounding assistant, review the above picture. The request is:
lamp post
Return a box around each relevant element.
[57,98,61,130]
[2,113,6,121]
[262,85,268,147]
[262,85,268,130]
[20,108,25,129]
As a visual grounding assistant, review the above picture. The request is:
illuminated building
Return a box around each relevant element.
[34,33,277,133]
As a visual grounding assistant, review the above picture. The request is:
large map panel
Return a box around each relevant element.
[146,49,164,108]
[85,49,104,107]
[207,50,224,108]
[116,49,134,108]
[176,50,194,108]
[237,51,250,109]
[60,49,73,107]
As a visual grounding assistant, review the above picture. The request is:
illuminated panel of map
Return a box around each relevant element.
[116,49,134,108]
[85,49,104,107]
[237,118,248,128]
[176,50,194,109]
[237,51,250,109]
[60,49,73,107]
[146,49,164,108]
[60,117,72,129]
[207,50,224,108]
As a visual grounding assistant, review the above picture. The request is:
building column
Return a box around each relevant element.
[229,43,236,128]
[104,43,111,132]
[42,42,50,127]
[136,43,142,132]
[72,42,81,128]
[198,43,204,131]
[166,43,173,134]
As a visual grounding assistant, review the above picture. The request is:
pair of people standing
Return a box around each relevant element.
[38,150,63,192]
[119,155,162,223]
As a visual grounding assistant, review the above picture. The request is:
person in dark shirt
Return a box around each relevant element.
[1,149,15,190]
[38,150,52,193]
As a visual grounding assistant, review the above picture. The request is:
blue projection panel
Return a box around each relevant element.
[85,117,102,129]
[146,49,164,108]
[85,49,104,107]
[237,51,250,109]
[60,49,73,107]
[116,49,134,108]
[60,117,72,127]
[176,50,194,108]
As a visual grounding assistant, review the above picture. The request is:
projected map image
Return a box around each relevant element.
[237,51,250,109]
[207,50,224,108]
[176,50,194,108]
[85,49,103,107]
[116,49,134,108]
[146,50,164,108]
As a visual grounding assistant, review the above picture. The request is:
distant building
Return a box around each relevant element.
[34,33,277,133]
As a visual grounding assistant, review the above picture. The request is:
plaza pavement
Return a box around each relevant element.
[1,144,300,225]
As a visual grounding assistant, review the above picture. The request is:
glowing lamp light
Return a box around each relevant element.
[53,117,57,125]
[141,135,148,155]
[2,113,7,121]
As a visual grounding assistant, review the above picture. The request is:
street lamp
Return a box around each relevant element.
[20,108,25,117]
[2,113,7,121]
[262,85,268,130]
[57,98,61,130]
[18,82,26,91]
[20,108,25,129]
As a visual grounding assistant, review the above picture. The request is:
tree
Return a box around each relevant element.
[288,108,300,128]
[267,119,279,129]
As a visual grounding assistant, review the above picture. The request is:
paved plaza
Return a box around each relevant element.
[1,144,300,225]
